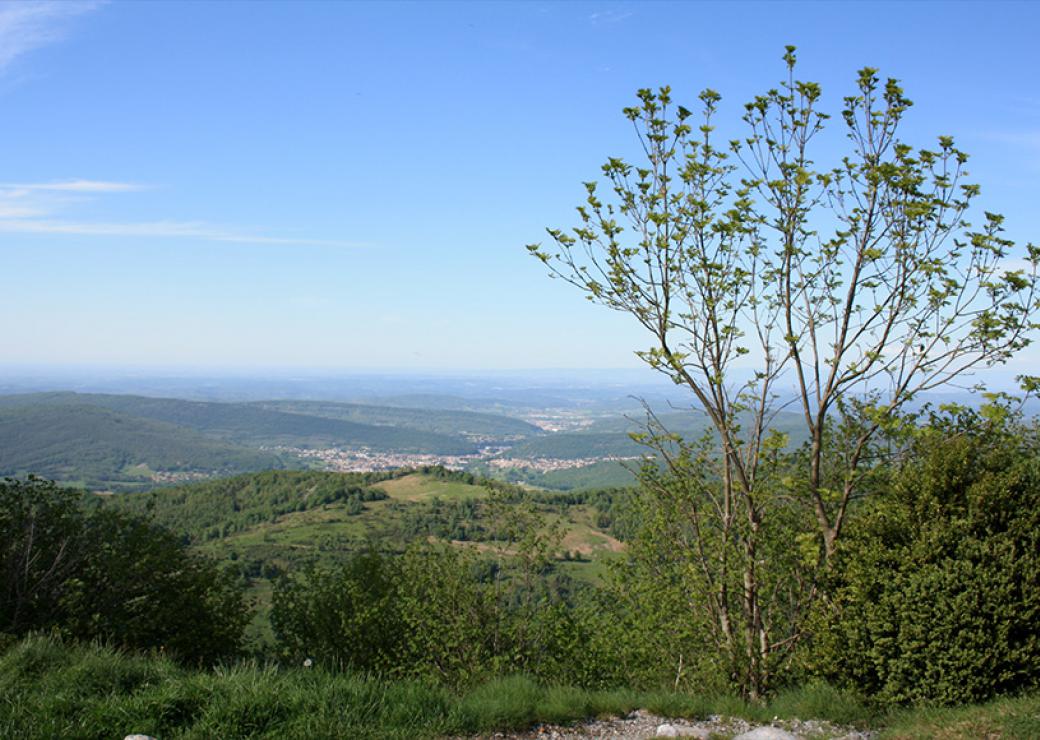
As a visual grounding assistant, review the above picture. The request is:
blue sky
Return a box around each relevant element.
[1,0,1038,373]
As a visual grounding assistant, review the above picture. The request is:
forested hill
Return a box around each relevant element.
[106,469,403,542]
[0,393,479,452]
[0,404,282,489]
[249,399,542,438]
[501,410,808,460]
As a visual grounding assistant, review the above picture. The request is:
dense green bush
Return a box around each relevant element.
[810,408,1040,705]
[271,548,403,672]
[273,546,510,683]
[272,541,717,690]
[0,477,248,664]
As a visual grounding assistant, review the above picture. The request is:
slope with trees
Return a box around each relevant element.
[0,404,283,490]
[0,392,478,453]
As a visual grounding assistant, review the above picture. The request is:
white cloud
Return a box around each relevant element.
[0,1,103,71]
[0,201,45,218]
[979,130,1040,167]
[0,179,365,247]
[1,179,147,193]
[0,217,365,247]
[589,8,634,24]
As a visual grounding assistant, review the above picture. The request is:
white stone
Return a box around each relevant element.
[124,736,158,740]
[732,728,800,740]
[656,724,680,737]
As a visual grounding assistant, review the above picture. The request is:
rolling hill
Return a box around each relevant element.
[0,404,283,490]
[104,468,633,645]
[104,468,631,584]
[250,399,542,439]
[0,392,509,490]
[0,393,477,453]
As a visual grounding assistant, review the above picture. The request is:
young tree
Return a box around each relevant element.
[528,47,1040,696]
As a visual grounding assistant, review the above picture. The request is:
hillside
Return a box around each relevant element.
[108,469,402,541]
[107,469,628,565]
[0,393,477,453]
[105,468,633,645]
[482,460,639,490]
[502,431,647,459]
[0,404,282,490]
[251,399,542,439]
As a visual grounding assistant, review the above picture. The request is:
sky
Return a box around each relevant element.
[1,0,1039,374]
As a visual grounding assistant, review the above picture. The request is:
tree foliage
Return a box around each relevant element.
[809,406,1040,705]
[0,477,247,664]
[529,47,1040,696]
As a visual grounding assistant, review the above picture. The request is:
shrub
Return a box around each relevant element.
[809,407,1040,705]
[271,548,403,673]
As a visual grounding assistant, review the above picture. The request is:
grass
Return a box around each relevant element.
[880,693,1040,739]
[374,473,488,501]
[4,636,1037,739]
[0,637,652,740]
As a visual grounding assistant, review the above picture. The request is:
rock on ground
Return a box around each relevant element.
[457,709,878,739]
[732,728,800,740]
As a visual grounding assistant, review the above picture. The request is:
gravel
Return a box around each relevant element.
[457,709,879,740]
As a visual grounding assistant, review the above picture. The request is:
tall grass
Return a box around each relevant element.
[6,635,1033,739]
[1,637,655,739]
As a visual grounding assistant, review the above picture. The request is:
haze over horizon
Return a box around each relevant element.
[3,1,1039,373]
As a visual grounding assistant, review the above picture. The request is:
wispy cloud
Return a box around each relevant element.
[0,1,103,71]
[0,180,366,247]
[1,179,147,193]
[979,129,1040,170]
[0,218,363,247]
[589,8,634,25]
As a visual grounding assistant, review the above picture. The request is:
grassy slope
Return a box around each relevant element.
[881,695,1040,739]
[375,473,489,501]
